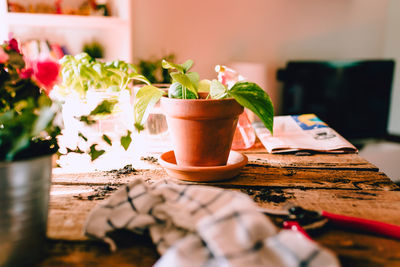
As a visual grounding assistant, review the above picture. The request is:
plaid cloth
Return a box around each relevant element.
[84,178,339,267]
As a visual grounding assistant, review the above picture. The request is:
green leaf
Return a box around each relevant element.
[78,115,96,125]
[198,79,211,92]
[66,147,85,154]
[129,73,151,85]
[161,59,185,73]
[102,134,112,146]
[89,144,105,161]
[180,59,194,73]
[228,82,274,134]
[210,79,228,99]
[89,99,118,116]
[170,72,198,98]
[186,72,199,89]
[78,132,88,142]
[168,82,197,99]
[133,85,164,131]
[32,107,55,136]
[120,130,132,151]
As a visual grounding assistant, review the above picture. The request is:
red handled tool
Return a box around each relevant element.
[260,206,400,240]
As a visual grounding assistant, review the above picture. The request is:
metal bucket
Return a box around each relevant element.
[0,155,52,267]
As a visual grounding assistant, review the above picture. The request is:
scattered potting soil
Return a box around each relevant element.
[107,164,137,175]
[243,188,293,204]
[140,156,159,164]
[74,185,117,201]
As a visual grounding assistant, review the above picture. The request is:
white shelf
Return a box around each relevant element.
[0,0,133,62]
[6,12,129,29]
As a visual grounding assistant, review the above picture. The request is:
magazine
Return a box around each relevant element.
[253,114,358,153]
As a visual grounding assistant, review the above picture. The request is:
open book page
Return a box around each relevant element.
[253,114,358,154]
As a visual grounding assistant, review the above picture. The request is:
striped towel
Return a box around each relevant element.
[84,178,339,267]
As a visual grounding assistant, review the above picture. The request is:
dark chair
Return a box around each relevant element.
[277,60,395,146]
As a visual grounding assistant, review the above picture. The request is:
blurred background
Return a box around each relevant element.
[1,0,399,182]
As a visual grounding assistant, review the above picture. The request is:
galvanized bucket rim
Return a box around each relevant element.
[0,153,54,168]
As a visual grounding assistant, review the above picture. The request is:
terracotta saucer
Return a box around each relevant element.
[159,150,248,182]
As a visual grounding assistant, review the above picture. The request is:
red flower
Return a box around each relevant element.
[8,38,20,53]
[32,58,60,95]
[19,68,33,79]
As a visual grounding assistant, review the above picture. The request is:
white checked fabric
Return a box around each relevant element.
[84,178,339,267]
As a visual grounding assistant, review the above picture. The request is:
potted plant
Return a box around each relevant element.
[133,59,274,173]
[55,52,151,161]
[0,38,64,266]
[0,40,148,266]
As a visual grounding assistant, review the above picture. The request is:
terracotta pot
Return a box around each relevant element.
[160,93,244,166]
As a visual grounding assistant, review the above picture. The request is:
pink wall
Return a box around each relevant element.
[132,0,389,113]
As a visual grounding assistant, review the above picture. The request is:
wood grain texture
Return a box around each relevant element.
[246,153,378,171]
[53,166,397,191]
[44,184,400,267]
[41,151,400,267]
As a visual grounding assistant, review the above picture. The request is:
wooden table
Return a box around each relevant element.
[39,146,400,267]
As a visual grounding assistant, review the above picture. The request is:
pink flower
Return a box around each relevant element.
[8,38,20,53]
[0,47,9,63]
[19,68,33,79]
[32,58,60,95]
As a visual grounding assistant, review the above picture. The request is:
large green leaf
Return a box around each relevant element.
[133,85,164,131]
[228,82,274,134]
[170,72,198,98]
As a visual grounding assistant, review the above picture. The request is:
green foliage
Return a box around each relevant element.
[168,82,197,99]
[89,144,105,161]
[133,59,274,138]
[162,59,198,98]
[120,130,132,151]
[136,54,175,84]
[82,41,104,59]
[102,134,112,146]
[58,53,150,97]
[58,53,153,158]
[133,85,164,131]
[209,79,228,99]
[0,42,60,161]
[208,79,274,133]
[229,82,274,134]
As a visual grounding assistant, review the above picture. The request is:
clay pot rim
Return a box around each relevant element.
[159,150,248,171]
[161,94,236,103]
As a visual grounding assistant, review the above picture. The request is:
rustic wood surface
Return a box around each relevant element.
[38,149,400,267]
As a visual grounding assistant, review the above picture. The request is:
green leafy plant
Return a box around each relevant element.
[134,59,274,134]
[0,39,61,161]
[57,53,155,160]
[136,54,175,84]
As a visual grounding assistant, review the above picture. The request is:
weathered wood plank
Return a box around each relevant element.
[246,153,378,171]
[209,167,397,191]
[46,184,400,267]
[315,230,400,267]
[48,185,101,241]
[48,185,400,241]
[38,238,158,267]
[52,167,398,191]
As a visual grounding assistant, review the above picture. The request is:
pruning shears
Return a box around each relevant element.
[260,206,400,240]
